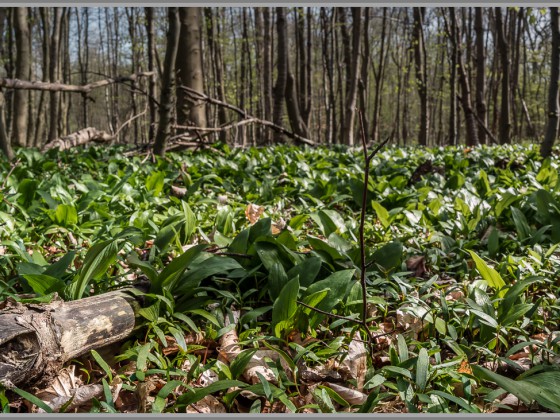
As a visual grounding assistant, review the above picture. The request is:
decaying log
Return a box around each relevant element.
[42,127,115,152]
[0,291,138,390]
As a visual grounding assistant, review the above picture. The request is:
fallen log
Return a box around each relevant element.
[42,127,114,152]
[0,291,138,390]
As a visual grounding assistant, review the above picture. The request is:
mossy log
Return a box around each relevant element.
[0,291,138,390]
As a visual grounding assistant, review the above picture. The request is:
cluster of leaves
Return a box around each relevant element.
[0,144,559,413]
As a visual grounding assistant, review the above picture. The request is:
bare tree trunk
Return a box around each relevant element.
[13,7,30,147]
[48,8,63,142]
[262,8,273,144]
[475,7,487,144]
[0,8,13,158]
[448,7,458,146]
[371,8,388,143]
[273,7,288,143]
[320,8,335,145]
[176,7,207,131]
[412,7,429,146]
[145,7,157,143]
[341,7,362,146]
[541,7,560,158]
[447,8,478,146]
[205,8,228,143]
[153,8,180,156]
[495,7,511,144]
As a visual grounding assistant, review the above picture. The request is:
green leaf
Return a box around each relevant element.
[429,390,480,413]
[12,387,53,413]
[152,244,207,293]
[126,252,158,283]
[372,201,391,229]
[152,380,186,413]
[23,274,66,296]
[415,348,429,392]
[66,239,120,300]
[146,170,165,196]
[271,276,300,336]
[91,350,113,382]
[176,380,247,407]
[54,204,78,226]
[304,269,355,315]
[287,256,322,287]
[268,262,288,301]
[511,207,531,241]
[369,242,403,272]
[230,348,259,380]
[468,250,506,294]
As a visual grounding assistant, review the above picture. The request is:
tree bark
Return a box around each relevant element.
[474,7,487,144]
[541,7,560,158]
[0,291,137,390]
[48,8,63,142]
[13,7,30,148]
[145,7,157,143]
[448,8,478,146]
[273,7,288,143]
[176,7,207,132]
[341,7,362,146]
[495,7,511,144]
[412,7,429,146]
[153,8,181,156]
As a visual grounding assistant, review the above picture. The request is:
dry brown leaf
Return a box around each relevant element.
[245,203,264,225]
[323,382,367,405]
[219,310,292,384]
[406,255,427,278]
[340,332,367,391]
[186,395,227,413]
[171,185,187,198]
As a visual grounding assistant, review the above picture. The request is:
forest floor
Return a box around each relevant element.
[0,143,559,413]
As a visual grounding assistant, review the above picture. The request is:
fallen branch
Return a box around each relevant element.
[0,291,138,390]
[42,127,115,152]
[0,72,155,94]
[178,86,316,146]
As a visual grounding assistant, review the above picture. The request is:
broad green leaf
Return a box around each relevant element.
[66,239,120,300]
[268,262,288,301]
[271,276,300,336]
[23,274,66,296]
[91,349,113,382]
[304,269,356,314]
[287,256,322,287]
[11,387,53,413]
[152,244,207,293]
[468,250,506,294]
[230,348,259,380]
[415,348,429,392]
[146,170,165,196]
[369,242,403,272]
[372,201,391,229]
[176,380,247,407]
[511,207,531,241]
[53,204,78,226]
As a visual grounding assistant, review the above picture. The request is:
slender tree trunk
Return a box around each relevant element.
[263,8,273,144]
[475,7,487,144]
[447,8,478,146]
[412,7,429,146]
[495,7,511,144]
[153,8,180,156]
[176,7,207,131]
[341,7,362,146]
[205,7,228,143]
[541,7,560,158]
[145,7,157,143]
[273,7,288,143]
[13,7,30,147]
[359,8,371,141]
[48,8,63,141]
[0,8,13,158]
[371,8,388,143]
